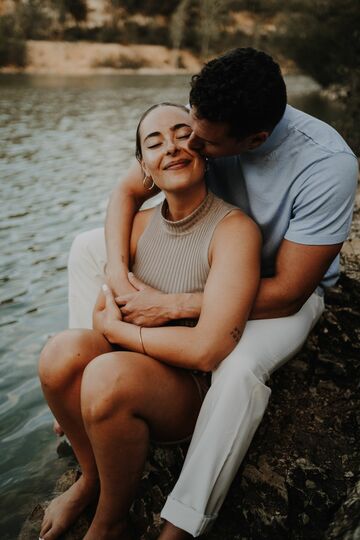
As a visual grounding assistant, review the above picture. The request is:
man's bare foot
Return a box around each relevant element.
[39,475,98,540]
[158,521,193,539]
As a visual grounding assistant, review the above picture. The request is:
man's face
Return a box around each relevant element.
[188,107,252,158]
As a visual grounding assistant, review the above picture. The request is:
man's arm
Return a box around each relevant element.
[249,239,342,319]
[117,239,341,324]
[105,160,160,295]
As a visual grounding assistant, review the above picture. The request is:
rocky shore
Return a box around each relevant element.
[19,189,359,540]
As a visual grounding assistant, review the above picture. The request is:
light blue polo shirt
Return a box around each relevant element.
[206,105,358,288]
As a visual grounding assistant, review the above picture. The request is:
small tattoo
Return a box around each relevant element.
[230,327,241,343]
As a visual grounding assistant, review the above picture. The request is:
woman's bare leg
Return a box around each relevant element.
[38,329,113,540]
[80,351,204,540]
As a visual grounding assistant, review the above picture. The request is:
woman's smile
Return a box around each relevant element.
[163,158,192,170]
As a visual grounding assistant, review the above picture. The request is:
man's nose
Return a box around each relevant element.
[188,132,204,151]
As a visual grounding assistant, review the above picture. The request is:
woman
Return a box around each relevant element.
[38,103,261,540]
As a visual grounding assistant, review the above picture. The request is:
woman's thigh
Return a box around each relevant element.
[82,352,206,444]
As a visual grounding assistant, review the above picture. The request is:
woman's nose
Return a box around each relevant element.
[165,139,179,155]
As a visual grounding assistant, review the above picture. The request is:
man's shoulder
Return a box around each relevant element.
[286,105,356,158]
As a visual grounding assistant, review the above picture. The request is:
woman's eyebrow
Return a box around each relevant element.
[144,123,191,142]
[144,131,161,142]
[171,123,191,131]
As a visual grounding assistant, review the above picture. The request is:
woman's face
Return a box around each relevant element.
[139,106,206,193]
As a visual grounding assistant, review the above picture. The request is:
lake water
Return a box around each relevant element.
[0,73,343,538]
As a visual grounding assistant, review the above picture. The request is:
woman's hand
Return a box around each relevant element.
[93,284,123,340]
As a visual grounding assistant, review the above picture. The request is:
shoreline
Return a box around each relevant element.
[0,40,300,77]
[0,40,202,76]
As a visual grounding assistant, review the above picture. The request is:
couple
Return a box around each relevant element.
[38,48,358,540]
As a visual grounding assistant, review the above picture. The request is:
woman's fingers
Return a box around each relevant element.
[102,284,122,320]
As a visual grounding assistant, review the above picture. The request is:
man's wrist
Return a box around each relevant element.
[172,293,202,320]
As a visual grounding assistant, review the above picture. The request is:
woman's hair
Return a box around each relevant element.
[135,102,189,161]
[189,47,287,139]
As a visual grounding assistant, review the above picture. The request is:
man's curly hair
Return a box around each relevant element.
[189,48,287,139]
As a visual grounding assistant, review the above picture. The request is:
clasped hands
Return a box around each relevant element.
[93,272,169,339]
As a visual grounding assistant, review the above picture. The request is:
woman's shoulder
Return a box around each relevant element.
[210,199,262,257]
[211,193,259,235]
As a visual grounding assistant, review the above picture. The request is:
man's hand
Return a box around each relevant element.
[115,273,171,327]
[93,284,123,337]
[105,263,137,297]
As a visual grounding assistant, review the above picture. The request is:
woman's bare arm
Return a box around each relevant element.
[101,212,261,371]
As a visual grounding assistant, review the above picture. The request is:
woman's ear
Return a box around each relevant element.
[141,161,155,191]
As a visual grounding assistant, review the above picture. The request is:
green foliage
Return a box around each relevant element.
[0,15,26,67]
[277,0,359,87]
[63,0,88,23]
[15,0,52,39]
[111,0,181,16]
[274,0,360,154]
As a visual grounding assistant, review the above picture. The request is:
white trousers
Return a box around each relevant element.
[68,228,325,537]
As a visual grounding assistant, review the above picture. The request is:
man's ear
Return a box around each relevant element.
[247,131,269,150]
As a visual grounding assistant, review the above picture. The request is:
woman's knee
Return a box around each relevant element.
[38,329,100,390]
[81,353,144,425]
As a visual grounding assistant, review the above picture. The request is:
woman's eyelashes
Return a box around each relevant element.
[147,131,192,150]
[147,133,191,149]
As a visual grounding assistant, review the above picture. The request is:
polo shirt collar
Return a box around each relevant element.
[245,105,291,157]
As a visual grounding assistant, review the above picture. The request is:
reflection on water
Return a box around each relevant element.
[0,73,343,538]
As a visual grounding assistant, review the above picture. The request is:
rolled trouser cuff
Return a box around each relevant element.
[161,496,216,537]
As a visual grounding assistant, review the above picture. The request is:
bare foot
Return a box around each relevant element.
[39,475,98,540]
[53,419,64,437]
[158,521,193,539]
[83,518,133,540]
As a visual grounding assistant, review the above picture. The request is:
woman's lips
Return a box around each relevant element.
[164,159,191,170]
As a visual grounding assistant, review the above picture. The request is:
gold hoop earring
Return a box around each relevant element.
[143,175,155,191]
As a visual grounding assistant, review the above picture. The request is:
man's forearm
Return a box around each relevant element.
[172,292,203,320]
[105,183,139,277]
[249,277,305,320]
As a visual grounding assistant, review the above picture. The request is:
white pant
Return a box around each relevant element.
[68,228,325,537]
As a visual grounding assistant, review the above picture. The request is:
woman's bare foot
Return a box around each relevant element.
[53,418,64,437]
[158,521,193,539]
[39,475,98,540]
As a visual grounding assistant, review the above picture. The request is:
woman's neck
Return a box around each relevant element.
[164,183,207,222]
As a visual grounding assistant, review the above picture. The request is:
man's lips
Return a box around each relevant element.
[164,159,191,170]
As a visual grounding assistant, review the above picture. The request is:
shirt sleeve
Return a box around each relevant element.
[285,152,358,245]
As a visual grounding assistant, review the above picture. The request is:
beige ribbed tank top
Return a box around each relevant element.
[132,191,237,295]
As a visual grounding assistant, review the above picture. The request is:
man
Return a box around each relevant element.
[68,48,358,539]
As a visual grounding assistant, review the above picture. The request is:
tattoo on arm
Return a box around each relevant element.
[230,327,241,344]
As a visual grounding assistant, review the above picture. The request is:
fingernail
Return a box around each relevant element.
[102,284,109,292]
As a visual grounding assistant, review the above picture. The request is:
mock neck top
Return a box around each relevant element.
[132,191,237,295]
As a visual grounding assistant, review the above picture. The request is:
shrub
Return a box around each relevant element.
[0,15,26,67]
